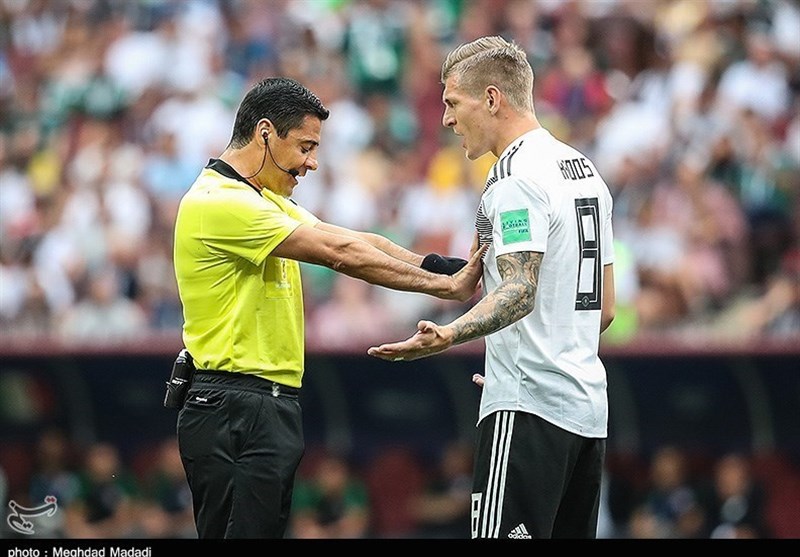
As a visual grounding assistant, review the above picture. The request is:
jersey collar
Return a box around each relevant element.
[205,158,261,195]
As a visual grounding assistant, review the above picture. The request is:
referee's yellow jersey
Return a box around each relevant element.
[173,160,319,388]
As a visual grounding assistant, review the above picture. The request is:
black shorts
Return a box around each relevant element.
[471,410,605,539]
[177,371,304,538]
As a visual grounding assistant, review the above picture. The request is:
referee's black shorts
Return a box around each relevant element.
[471,410,605,539]
[177,370,304,539]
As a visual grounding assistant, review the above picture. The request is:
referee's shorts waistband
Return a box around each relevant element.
[193,370,300,397]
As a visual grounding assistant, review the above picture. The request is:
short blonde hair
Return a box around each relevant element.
[441,35,533,113]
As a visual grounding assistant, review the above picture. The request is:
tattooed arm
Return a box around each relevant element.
[367,251,541,361]
[449,251,540,345]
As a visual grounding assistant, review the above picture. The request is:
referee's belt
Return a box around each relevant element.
[193,370,300,397]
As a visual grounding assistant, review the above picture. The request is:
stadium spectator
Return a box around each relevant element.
[289,450,370,539]
[702,452,771,538]
[634,446,706,539]
[64,442,141,539]
[137,438,196,539]
[57,265,148,343]
[409,440,473,539]
[715,24,792,126]
[27,428,82,538]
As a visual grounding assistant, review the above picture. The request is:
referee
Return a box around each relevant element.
[172,77,485,539]
[369,37,617,539]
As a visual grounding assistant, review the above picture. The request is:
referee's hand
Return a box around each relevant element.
[448,244,488,302]
[472,374,485,388]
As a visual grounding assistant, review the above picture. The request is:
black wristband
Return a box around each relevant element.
[421,253,468,275]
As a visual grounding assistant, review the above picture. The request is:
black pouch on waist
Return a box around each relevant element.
[163,348,195,409]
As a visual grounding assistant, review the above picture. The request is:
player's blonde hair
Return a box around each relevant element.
[441,35,534,113]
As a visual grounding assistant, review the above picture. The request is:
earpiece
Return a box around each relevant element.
[262,131,268,142]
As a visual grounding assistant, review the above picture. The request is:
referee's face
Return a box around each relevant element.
[269,116,322,197]
[442,75,489,161]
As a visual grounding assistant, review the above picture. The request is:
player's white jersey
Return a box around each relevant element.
[475,128,614,438]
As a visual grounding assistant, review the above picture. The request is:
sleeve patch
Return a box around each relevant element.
[500,209,531,244]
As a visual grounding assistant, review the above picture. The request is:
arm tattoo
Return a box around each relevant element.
[450,251,541,345]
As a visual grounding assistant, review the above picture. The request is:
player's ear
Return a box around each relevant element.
[485,86,500,113]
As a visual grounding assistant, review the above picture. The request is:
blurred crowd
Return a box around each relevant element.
[3,428,796,539]
[1,0,799,349]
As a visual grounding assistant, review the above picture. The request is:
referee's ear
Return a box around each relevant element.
[255,118,275,142]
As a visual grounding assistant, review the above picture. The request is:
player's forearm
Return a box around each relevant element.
[448,277,536,345]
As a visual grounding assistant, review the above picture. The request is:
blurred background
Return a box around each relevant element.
[0,0,798,540]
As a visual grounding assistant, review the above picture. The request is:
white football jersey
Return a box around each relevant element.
[475,128,614,438]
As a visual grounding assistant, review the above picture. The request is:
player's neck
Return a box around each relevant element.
[493,113,541,157]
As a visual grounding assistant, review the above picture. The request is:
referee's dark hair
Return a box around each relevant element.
[229,77,330,148]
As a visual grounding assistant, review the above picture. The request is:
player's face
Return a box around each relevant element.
[442,75,490,160]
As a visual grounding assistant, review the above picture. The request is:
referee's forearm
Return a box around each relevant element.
[329,241,453,298]
[359,231,424,267]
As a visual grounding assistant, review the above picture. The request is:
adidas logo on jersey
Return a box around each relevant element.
[508,523,532,539]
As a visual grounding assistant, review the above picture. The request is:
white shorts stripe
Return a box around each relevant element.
[495,412,514,537]
[480,411,514,538]
[480,415,502,538]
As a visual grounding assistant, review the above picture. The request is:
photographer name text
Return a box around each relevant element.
[9,547,151,557]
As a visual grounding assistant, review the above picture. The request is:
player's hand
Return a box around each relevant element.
[367,320,453,361]
[449,244,487,302]
[472,373,485,388]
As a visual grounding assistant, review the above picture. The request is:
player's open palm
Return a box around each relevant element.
[368,320,453,361]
